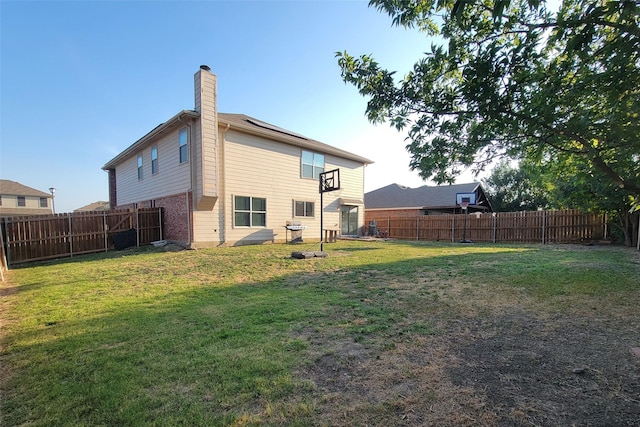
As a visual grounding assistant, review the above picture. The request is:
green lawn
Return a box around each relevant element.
[1,241,639,426]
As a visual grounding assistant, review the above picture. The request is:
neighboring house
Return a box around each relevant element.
[74,201,110,212]
[0,180,53,217]
[365,182,492,217]
[103,66,373,247]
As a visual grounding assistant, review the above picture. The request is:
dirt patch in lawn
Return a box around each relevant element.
[298,310,640,426]
[294,260,640,426]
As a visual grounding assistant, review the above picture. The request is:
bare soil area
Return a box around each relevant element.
[295,248,640,426]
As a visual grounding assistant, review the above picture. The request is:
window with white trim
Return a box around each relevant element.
[17,196,25,207]
[301,151,324,179]
[40,197,48,208]
[234,196,266,227]
[294,200,314,217]
[179,128,188,163]
[137,155,143,180]
[151,146,158,174]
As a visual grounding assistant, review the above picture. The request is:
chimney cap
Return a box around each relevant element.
[200,65,211,71]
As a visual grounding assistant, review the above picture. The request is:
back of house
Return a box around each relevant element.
[103,66,372,247]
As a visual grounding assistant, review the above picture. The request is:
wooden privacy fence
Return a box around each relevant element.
[365,209,607,244]
[1,208,163,266]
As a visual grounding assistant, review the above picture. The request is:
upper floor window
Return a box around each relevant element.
[179,128,188,163]
[17,196,26,207]
[40,197,48,208]
[137,155,143,180]
[151,146,158,174]
[301,151,324,179]
[294,200,314,217]
[0,195,3,206]
[234,196,266,227]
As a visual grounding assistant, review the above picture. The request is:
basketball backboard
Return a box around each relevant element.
[319,169,340,193]
[456,192,477,205]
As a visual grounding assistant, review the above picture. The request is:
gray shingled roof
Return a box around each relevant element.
[220,113,373,164]
[103,111,372,170]
[0,180,51,198]
[365,182,482,209]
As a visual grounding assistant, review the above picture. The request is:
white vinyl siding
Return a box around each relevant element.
[222,129,365,244]
[115,127,191,205]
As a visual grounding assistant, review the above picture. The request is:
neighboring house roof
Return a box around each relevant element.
[102,111,373,170]
[365,182,485,209]
[75,201,110,212]
[0,180,51,198]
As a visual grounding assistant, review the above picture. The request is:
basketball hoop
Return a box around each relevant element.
[319,169,341,252]
[460,201,469,210]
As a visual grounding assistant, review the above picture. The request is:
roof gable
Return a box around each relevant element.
[0,180,51,198]
[103,111,373,170]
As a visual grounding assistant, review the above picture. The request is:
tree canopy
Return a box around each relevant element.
[337,0,640,203]
[482,160,550,211]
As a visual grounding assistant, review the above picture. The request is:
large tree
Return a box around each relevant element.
[482,160,550,211]
[337,0,640,204]
[483,157,639,245]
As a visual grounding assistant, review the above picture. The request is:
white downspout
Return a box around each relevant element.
[220,123,230,245]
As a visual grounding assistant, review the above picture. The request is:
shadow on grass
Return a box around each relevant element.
[2,241,638,426]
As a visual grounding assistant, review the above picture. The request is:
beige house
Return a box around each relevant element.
[0,180,53,217]
[103,66,372,247]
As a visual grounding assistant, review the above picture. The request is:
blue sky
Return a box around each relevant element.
[1,0,481,213]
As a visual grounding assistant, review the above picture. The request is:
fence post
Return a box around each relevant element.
[542,210,546,245]
[416,217,419,241]
[159,208,163,241]
[103,211,108,252]
[68,214,74,258]
[0,219,7,279]
[451,216,455,243]
[136,209,140,247]
[3,217,10,267]
[493,213,497,243]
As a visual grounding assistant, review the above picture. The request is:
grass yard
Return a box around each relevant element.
[1,240,639,426]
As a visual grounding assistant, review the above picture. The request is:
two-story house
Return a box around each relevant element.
[0,180,53,217]
[103,66,372,248]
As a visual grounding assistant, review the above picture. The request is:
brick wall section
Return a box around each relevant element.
[117,192,192,245]
[155,193,191,244]
[108,169,117,210]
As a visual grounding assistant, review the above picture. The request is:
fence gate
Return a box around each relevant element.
[1,208,162,266]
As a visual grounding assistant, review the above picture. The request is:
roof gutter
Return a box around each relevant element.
[102,110,200,170]
[218,117,373,165]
